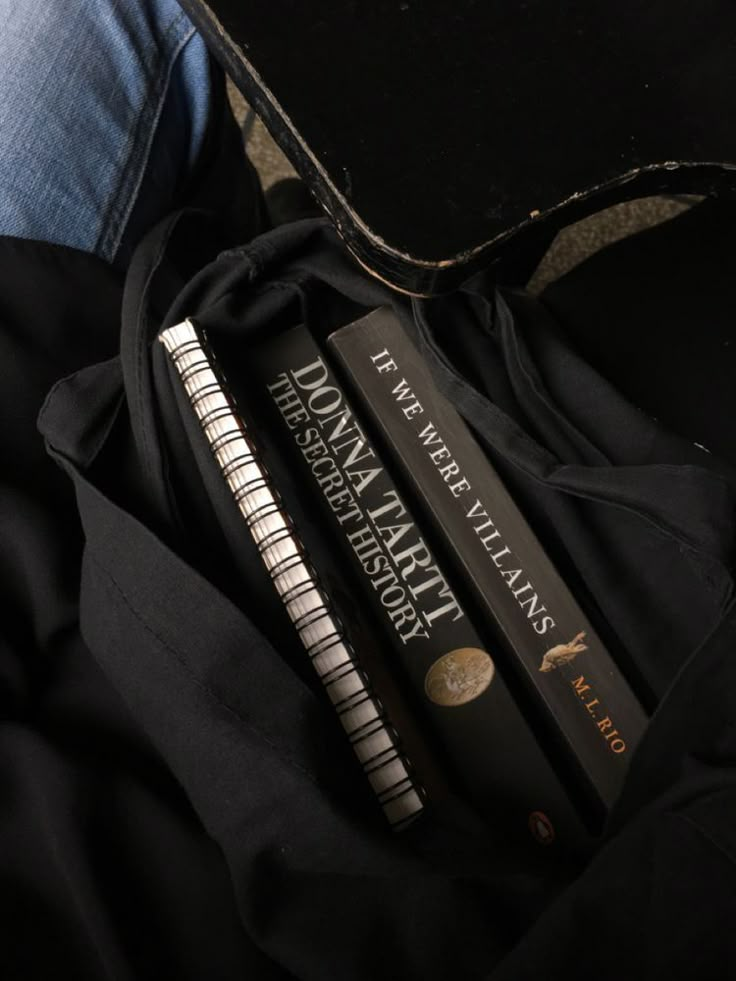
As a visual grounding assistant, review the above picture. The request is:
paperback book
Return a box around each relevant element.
[328,307,648,818]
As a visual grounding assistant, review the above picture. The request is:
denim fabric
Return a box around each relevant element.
[0,0,211,262]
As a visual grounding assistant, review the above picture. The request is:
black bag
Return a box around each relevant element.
[31,199,736,979]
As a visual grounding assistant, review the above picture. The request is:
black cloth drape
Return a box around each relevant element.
[2,123,736,979]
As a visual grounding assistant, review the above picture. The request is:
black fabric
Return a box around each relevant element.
[3,144,736,978]
[541,197,736,468]
[418,284,735,702]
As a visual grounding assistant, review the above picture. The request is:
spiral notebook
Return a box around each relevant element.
[159,319,424,830]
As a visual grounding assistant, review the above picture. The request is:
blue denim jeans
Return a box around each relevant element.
[0,0,212,263]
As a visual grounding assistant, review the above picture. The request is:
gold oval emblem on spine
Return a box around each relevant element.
[424,648,495,707]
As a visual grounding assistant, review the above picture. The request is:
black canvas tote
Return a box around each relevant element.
[28,200,736,979]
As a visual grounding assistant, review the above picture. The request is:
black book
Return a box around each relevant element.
[328,307,648,819]
[249,323,589,851]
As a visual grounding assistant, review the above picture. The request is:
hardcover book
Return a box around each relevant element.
[328,307,648,818]
[248,322,588,849]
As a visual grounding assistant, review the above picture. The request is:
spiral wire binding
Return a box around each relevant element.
[159,319,425,830]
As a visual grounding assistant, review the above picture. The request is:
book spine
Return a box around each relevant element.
[159,319,425,831]
[233,364,455,812]
[250,323,587,846]
[328,307,648,815]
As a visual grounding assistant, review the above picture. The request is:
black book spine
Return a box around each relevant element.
[328,307,648,816]
[250,323,587,848]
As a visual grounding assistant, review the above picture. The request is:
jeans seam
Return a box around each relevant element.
[95,10,194,261]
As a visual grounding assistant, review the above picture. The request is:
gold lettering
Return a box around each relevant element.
[572,675,591,696]
[572,680,627,753]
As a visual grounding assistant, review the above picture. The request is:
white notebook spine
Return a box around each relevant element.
[159,319,424,829]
